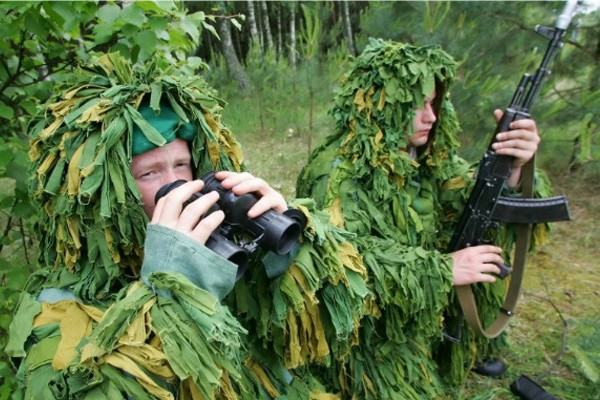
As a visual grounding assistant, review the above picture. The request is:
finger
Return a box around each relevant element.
[480,262,502,276]
[190,210,225,244]
[509,118,537,131]
[248,192,288,217]
[494,109,503,122]
[214,170,235,181]
[494,147,535,164]
[155,180,204,225]
[474,245,503,254]
[477,272,497,284]
[495,128,539,144]
[216,171,255,191]
[151,197,166,224]
[177,191,220,232]
[480,252,505,266]
[492,138,537,152]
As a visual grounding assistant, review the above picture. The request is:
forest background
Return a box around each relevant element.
[1,1,599,399]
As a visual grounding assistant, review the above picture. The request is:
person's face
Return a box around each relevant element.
[131,138,193,218]
[408,90,437,148]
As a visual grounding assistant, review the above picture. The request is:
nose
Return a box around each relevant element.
[422,103,437,124]
[162,168,180,186]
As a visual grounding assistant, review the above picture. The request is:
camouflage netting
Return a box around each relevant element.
[6,53,367,399]
[297,38,553,397]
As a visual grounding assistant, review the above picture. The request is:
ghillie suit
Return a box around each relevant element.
[6,53,367,399]
[296,38,552,398]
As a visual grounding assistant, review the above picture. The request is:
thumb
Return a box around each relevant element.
[494,109,503,122]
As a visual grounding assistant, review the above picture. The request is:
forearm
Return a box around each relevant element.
[141,224,238,300]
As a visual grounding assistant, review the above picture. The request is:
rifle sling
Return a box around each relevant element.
[456,157,535,339]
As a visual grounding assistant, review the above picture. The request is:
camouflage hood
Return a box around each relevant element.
[28,53,244,303]
[328,38,462,188]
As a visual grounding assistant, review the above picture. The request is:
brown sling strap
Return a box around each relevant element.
[456,157,535,339]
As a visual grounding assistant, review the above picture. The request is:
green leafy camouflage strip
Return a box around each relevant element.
[227,198,371,370]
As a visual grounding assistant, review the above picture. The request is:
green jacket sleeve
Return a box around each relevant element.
[141,224,238,301]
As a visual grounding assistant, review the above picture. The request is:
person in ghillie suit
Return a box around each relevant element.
[296,38,553,398]
[6,53,369,399]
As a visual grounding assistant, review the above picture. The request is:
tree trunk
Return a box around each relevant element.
[217,17,251,90]
[261,0,274,51]
[342,0,356,56]
[276,3,283,58]
[289,2,297,71]
[592,28,600,91]
[246,0,260,46]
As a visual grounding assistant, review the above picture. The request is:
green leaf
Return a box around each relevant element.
[97,3,121,24]
[134,30,158,54]
[148,16,168,31]
[231,18,242,32]
[201,21,218,39]
[0,178,16,203]
[10,199,35,219]
[180,18,200,44]
[156,29,170,41]
[120,3,147,27]
[0,149,14,169]
[0,102,14,119]
[93,21,116,45]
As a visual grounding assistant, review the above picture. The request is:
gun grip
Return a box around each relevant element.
[496,263,512,280]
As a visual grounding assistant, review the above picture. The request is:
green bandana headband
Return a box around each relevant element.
[132,101,196,156]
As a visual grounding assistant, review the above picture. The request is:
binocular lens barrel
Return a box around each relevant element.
[206,232,249,278]
[201,171,302,255]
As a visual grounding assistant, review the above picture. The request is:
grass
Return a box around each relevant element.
[216,75,600,399]
[455,174,600,399]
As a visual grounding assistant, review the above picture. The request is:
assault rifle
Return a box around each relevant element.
[445,0,577,341]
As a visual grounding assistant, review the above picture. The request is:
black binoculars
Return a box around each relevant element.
[154,171,306,277]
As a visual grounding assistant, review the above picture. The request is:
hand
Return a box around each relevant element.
[214,171,288,217]
[491,109,540,187]
[450,245,504,286]
[151,180,225,245]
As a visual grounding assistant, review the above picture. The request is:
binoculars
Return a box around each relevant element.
[154,171,306,278]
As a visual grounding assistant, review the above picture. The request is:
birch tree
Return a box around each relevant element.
[342,0,356,55]
[217,16,251,90]
[246,0,260,46]
[290,2,297,70]
[261,0,274,51]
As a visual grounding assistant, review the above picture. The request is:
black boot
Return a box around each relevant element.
[473,358,507,377]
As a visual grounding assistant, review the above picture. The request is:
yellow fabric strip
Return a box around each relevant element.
[32,301,95,370]
[244,358,280,399]
[105,351,174,400]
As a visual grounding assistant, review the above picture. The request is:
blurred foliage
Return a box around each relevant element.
[0,0,217,394]
[1,1,600,398]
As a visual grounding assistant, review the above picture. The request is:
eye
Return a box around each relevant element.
[174,161,192,170]
[138,170,158,179]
